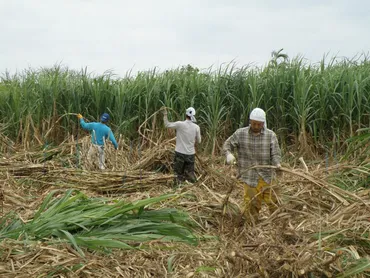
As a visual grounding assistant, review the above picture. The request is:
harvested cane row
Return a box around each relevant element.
[1,141,370,277]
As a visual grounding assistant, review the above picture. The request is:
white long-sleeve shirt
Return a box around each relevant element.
[164,114,201,155]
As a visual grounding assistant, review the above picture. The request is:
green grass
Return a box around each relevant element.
[0,189,200,256]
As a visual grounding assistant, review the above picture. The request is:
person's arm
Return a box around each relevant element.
[163,111,180,129]
[77,114,95,131]
[196,126,201,144]
[223,129,239,155]
[108,130,118,150]
[223,129,240,164]
[270,133,282,167]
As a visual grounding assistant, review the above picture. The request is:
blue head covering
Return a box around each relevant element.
[100,113,110,123]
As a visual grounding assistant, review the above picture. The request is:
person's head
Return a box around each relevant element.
[249,108,266,134]
[186,107,196,122]
[100,113,110,123]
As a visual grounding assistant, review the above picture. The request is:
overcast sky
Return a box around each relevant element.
[1,0,369,77]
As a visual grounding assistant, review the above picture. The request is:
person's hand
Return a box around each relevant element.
[226,153,236,165]
[160,106,167,115]
[77,113,83,119]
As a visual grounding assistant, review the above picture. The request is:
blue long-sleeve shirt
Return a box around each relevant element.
[80,119,118,149]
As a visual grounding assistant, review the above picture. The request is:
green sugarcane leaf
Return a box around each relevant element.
[59,229,85,257]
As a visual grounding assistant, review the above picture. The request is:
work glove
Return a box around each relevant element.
[226,152,236,165]
[77,114,83,119]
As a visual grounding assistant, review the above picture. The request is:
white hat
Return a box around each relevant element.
[250,108,266,127]
[250,108,265,122]
[186,107,196,122]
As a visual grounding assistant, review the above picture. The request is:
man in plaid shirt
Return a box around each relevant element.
[223,108,282,223]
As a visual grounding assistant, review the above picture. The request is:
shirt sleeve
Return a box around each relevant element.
[196,126,201,144]
[163,114,180,129]
[80,119,94,130]
[270,132,281,166]
[108,129,118,149]
[223,129,240,155]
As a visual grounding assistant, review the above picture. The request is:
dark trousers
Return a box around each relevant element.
[173,151,197,184]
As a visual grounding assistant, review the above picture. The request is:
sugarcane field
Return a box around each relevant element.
[0,57,370,278]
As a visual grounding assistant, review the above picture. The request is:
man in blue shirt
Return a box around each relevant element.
[77,113,118,170]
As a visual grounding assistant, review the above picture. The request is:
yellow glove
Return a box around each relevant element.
[77,114,83,119]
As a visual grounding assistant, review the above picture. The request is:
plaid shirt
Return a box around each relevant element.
[223,126,281,187]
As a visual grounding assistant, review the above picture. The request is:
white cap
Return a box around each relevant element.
[249,108,265,122]
[186,107,196,122]
[250,108,266,127]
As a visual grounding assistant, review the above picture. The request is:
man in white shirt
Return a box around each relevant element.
[162,107,201,186]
